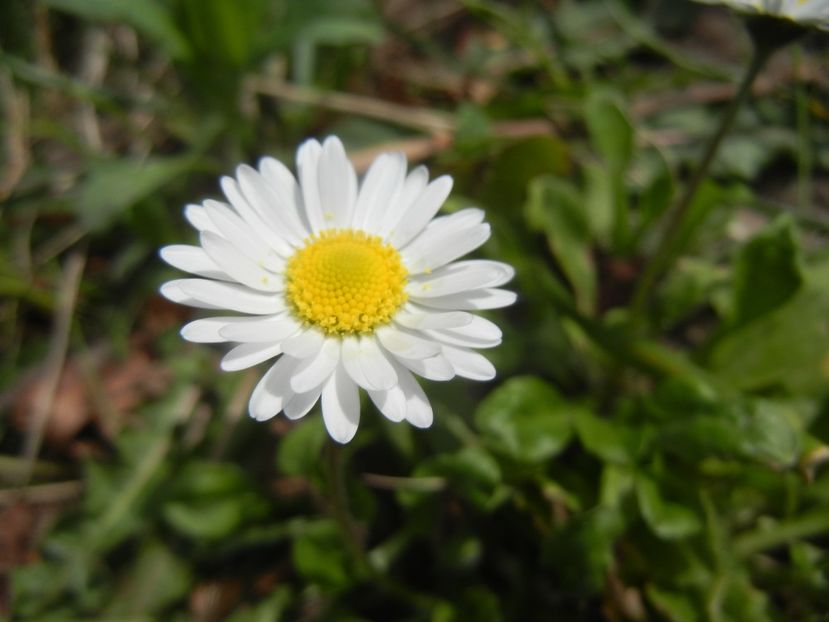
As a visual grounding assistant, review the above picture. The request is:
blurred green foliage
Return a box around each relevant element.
[1,0,829,620]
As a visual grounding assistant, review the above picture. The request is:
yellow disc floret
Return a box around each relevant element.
[285,229,408,335]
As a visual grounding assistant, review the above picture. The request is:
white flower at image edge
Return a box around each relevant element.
[693,0,829,29]
[159,136,516,443]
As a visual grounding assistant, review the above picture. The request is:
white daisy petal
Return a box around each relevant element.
[358,336,397,390]
[394,363,433,428]
[160,280,224,310]
[296,139,326,233]
[394,305,473,330]
[218,314,300,343]
[258,156,311,237]
[281,328,326,358]
[442,345,496,381]
[159,245,227,280]
[283,385,323,420]
[172,279,285,314]
[181,316,265,343]
[396,353,455,381]
[376,325,441,360]
[203,199,285,270]
[221,342,283,372]
[368,384,407,422]
[425,316,503,349]
[416,288,517,311]
[341,335,371,389]
[321,364,360,444]
[318,136,357,228]
[408,260,515,298]
[378,165,428,237]
[184,204,219,233]
[389,175,453,248]
[218,179,295,261]
[291,338,340,393]
[201,231,283,292]
[249,356,298,421]
[403,222,491,274]
[352,152,406,232]
[236,164,306,247]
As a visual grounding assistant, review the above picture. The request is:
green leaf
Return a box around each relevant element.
[105,540,191,616]
[585,91,634,173]
[573,410,636,465]
[43,0,190,59]
[524,176,596,312]
[292,520,355,590]
[277,416,327,476]
[583,162,615,247]
[163,498,245,541]
[162,462,270,541]
[709,284,829,394]
[225,587,293,622]
[636,475,701,540]
[646,585,698,622]
[475,376,574,464]
[75,155,200,231]
[585,92,633,250]
[732,216,804,327]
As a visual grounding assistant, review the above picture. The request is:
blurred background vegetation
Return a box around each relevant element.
[1,0,829,620]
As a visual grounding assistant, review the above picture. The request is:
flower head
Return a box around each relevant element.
[693,0,829,30]
[160,137,515,443]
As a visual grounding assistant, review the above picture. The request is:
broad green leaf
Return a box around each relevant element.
[277,416,327,476]
[43,0,190,59]
[656,258,726,331]
[646,585,698,622]
[574,409,636,465]
[162,462,270,541]
[525,176,597,312]
[585,92,633,250]
[732,216,804,327]
[583,162,615,246]
[163,498,246,541]
[105,541,191,616]
[75,155,200,231]
[475,376,574,464]
[636,475,701,540]
[599,464,635,508]
[709,284,829,394]
[585,91,634,173]
[292,520,355,590]
[225,587,293,622]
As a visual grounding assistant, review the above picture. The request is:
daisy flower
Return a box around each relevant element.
[160,136,515,443]
[693,0,829,30]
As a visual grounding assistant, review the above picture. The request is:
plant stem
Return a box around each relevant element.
[630,44,771,318]
[324,442,369,574]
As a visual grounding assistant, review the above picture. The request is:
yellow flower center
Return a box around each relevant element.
[285,229,408,335]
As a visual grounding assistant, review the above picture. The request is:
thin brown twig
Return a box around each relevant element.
[247,77,457,135]
[0,480,83,507]
[0,67,30,201]
[17,250,86,486]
